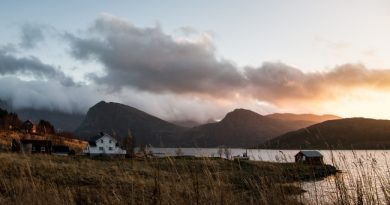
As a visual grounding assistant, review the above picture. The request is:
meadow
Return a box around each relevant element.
[0,153,337,205]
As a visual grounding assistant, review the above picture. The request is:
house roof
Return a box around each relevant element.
[88,132,117,146]
[296,150,323,157]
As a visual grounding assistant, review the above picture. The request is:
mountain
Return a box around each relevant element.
[180,109,317,147]
[266,113,340,129]
[171,120,203,128]
[171,119,217,128]
[75,102,341,147]
[16,109,84,132]
[261,118,390,149]
[266,113,340,123]
[74,101,186,146]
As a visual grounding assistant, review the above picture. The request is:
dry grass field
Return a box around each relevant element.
[0,153,338,205]
[0,131,87,152]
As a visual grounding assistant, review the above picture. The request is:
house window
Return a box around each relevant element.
[101,139,103,143]
[41,147,45,152]
[109,147,113,151]
[99,147,104,151]
[109,140,112,144]
[32,146,36,152]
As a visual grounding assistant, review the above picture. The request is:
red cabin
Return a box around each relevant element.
[295,150,324,165]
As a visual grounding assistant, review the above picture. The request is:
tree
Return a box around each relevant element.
[122,130,135,157]
[217,146,223,158]
[0,109,21,130]
[37,120,55,134]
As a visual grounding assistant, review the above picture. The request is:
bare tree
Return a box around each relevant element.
[224,146,231,160]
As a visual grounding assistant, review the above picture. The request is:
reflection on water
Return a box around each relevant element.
[147,148,390,204]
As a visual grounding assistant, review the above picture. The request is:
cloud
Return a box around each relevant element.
[0,77,99,114]
[66,14,245,97]
[62,14,390,115]
[245,63,390,104]
[19,23,51,49]
[177,26,199,36]
[0,49,76,86]
[4,13,390,121]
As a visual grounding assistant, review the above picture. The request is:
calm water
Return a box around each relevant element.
[147,148,390,204]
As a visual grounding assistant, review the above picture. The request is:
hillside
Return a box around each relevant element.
[180,109,317,147]
[261,118,390,149]
[0,107,86,151]
[0,130,86,152]
[75,101,186,146]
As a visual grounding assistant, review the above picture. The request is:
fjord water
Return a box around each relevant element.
[149,148,390,204]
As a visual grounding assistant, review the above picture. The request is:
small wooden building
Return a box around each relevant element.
[12,139,52,154]
[295,150,324,165]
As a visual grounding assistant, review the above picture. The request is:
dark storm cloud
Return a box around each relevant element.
[66,14,245,96]
[0,49,76,86]
[3,14,390,121]
[19,23,50,49]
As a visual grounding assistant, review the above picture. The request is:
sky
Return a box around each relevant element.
[1,0,390,122]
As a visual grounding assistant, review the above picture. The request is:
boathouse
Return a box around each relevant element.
[294,150,324,165]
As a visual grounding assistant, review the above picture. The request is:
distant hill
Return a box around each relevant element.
[261,118,390,149]
[266,113,340,123]
[180,109,323,147]
[265,113,341,133]
[74,101,186,146]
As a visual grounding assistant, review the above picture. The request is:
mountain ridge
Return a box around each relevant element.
[260,117,390,149]
[180,108,300,147]
[266,113,341,123]
[75,101,186,146]
[74,101,340,147]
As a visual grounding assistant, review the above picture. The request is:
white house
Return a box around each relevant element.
[83,132,126,156]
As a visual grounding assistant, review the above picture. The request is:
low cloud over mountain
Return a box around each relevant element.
[65,13,245,97]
